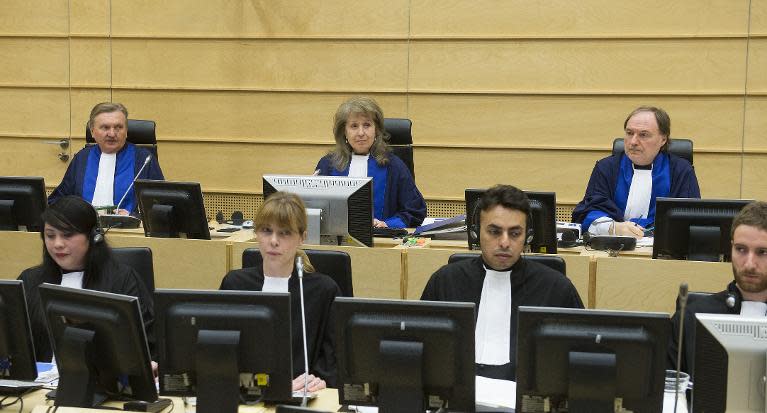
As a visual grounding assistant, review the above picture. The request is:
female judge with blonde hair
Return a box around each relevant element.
[219,191,341,391]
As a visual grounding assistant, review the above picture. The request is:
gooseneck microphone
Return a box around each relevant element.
[114,154,152,212]
[674,282,689,413]
[296,255,310,407]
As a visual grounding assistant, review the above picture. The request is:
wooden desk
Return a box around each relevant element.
[24,389,341,412]
[593,256,731,314]
[108,222,256,243]
[107,234,229,290]
[230,241,404,299]
[0,231,43,279]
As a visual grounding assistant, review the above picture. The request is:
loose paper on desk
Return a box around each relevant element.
[476,375,516,411]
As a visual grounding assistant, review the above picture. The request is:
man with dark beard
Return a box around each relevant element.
[668,201,767,375]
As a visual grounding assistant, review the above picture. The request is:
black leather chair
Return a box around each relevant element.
[384,118,415,180]
[86,119,159,159]
[112,247,155,292]
[675,291,714,312]
[242,248,353,297]
[612,138,693,166]
[447,252,567,276]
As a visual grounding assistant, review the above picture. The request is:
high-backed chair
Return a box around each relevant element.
[447,252,567,276]
[383,118,415,180]
[612,138,693,166]
[86,119,159,159]
[242,248,353,297]
[112,247,155,292]
[675,291,714,312]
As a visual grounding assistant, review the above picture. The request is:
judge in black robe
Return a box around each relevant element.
[421,254,583,380]
[219,265,341,387]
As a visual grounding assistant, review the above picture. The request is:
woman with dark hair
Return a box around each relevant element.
[314,96,426,228]
[17,195,154,362]
[220,192,341,391]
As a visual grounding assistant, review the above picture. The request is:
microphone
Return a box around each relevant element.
[296,254,310,407]
[114,154,152,213]
[726,293,736,308]
[674,282,689,413]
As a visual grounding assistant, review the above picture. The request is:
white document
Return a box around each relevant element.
[476,375,516,410]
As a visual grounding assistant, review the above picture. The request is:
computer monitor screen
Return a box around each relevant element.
[154,289,293,413]
[134,179,211,240]
[0,176,47,232]
[653,197,752,262]
[516,306,670,413]
[465,188,557,253]
[38,283,157,408]
[0,280,37,382]
[263,175,373,247]
[692,313,767,413]
[334,297,476,412]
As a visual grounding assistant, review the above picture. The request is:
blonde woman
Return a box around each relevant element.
[219,192,340,392]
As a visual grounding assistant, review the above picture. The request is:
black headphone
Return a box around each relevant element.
[469,201,534,247]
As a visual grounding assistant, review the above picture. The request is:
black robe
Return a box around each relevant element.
[667,281,742,375]
[18,258,155,362]
[219,266,341,386]
[420,255,584,380]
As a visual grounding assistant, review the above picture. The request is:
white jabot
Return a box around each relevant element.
[475,266,512,365]
[60,271,84,289]
[740,301,767,317]
[348,154,369,177]
[91,152,117,207]
[623,166,652,221]
[262,275,290,293]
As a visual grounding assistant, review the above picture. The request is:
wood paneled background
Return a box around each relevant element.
[1,0,764,215]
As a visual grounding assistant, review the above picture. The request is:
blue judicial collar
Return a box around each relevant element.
[82,144,137,213]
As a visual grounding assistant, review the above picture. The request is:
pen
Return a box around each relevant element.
[643,226,654,235]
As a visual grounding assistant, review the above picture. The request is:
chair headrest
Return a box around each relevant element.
[611,137,693,165]
[85,119,157,145]
[383,118,412,145]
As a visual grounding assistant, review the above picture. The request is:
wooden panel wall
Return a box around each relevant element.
[0,1,764,207]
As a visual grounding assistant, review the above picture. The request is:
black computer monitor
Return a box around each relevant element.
[154,289,293,413]
[0,176,47,232]
[516,306,670,413]
[653,197,752,262]
[692,313,767,412]
[38,283,157,408]
[465,188,558,253]
[334,297,476,412]
[263,175,374,247]
[134,179,211,240]
[0,280,37,382]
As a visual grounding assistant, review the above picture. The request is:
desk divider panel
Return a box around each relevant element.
[107,234,229,290]
[0,230,42,280]
[594,256,731,314]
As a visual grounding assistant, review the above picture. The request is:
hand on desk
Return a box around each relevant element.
[292,373,326,393]
[114,208,130,216]
[613,221,645,239]
[373,219,388,228]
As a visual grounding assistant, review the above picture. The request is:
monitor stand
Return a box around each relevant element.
[306,208,321,245]
[377,340,424,413]
[54,327,108,408]
[196,329,241,413]
[567,351,616,413]
[688,225,722,262]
